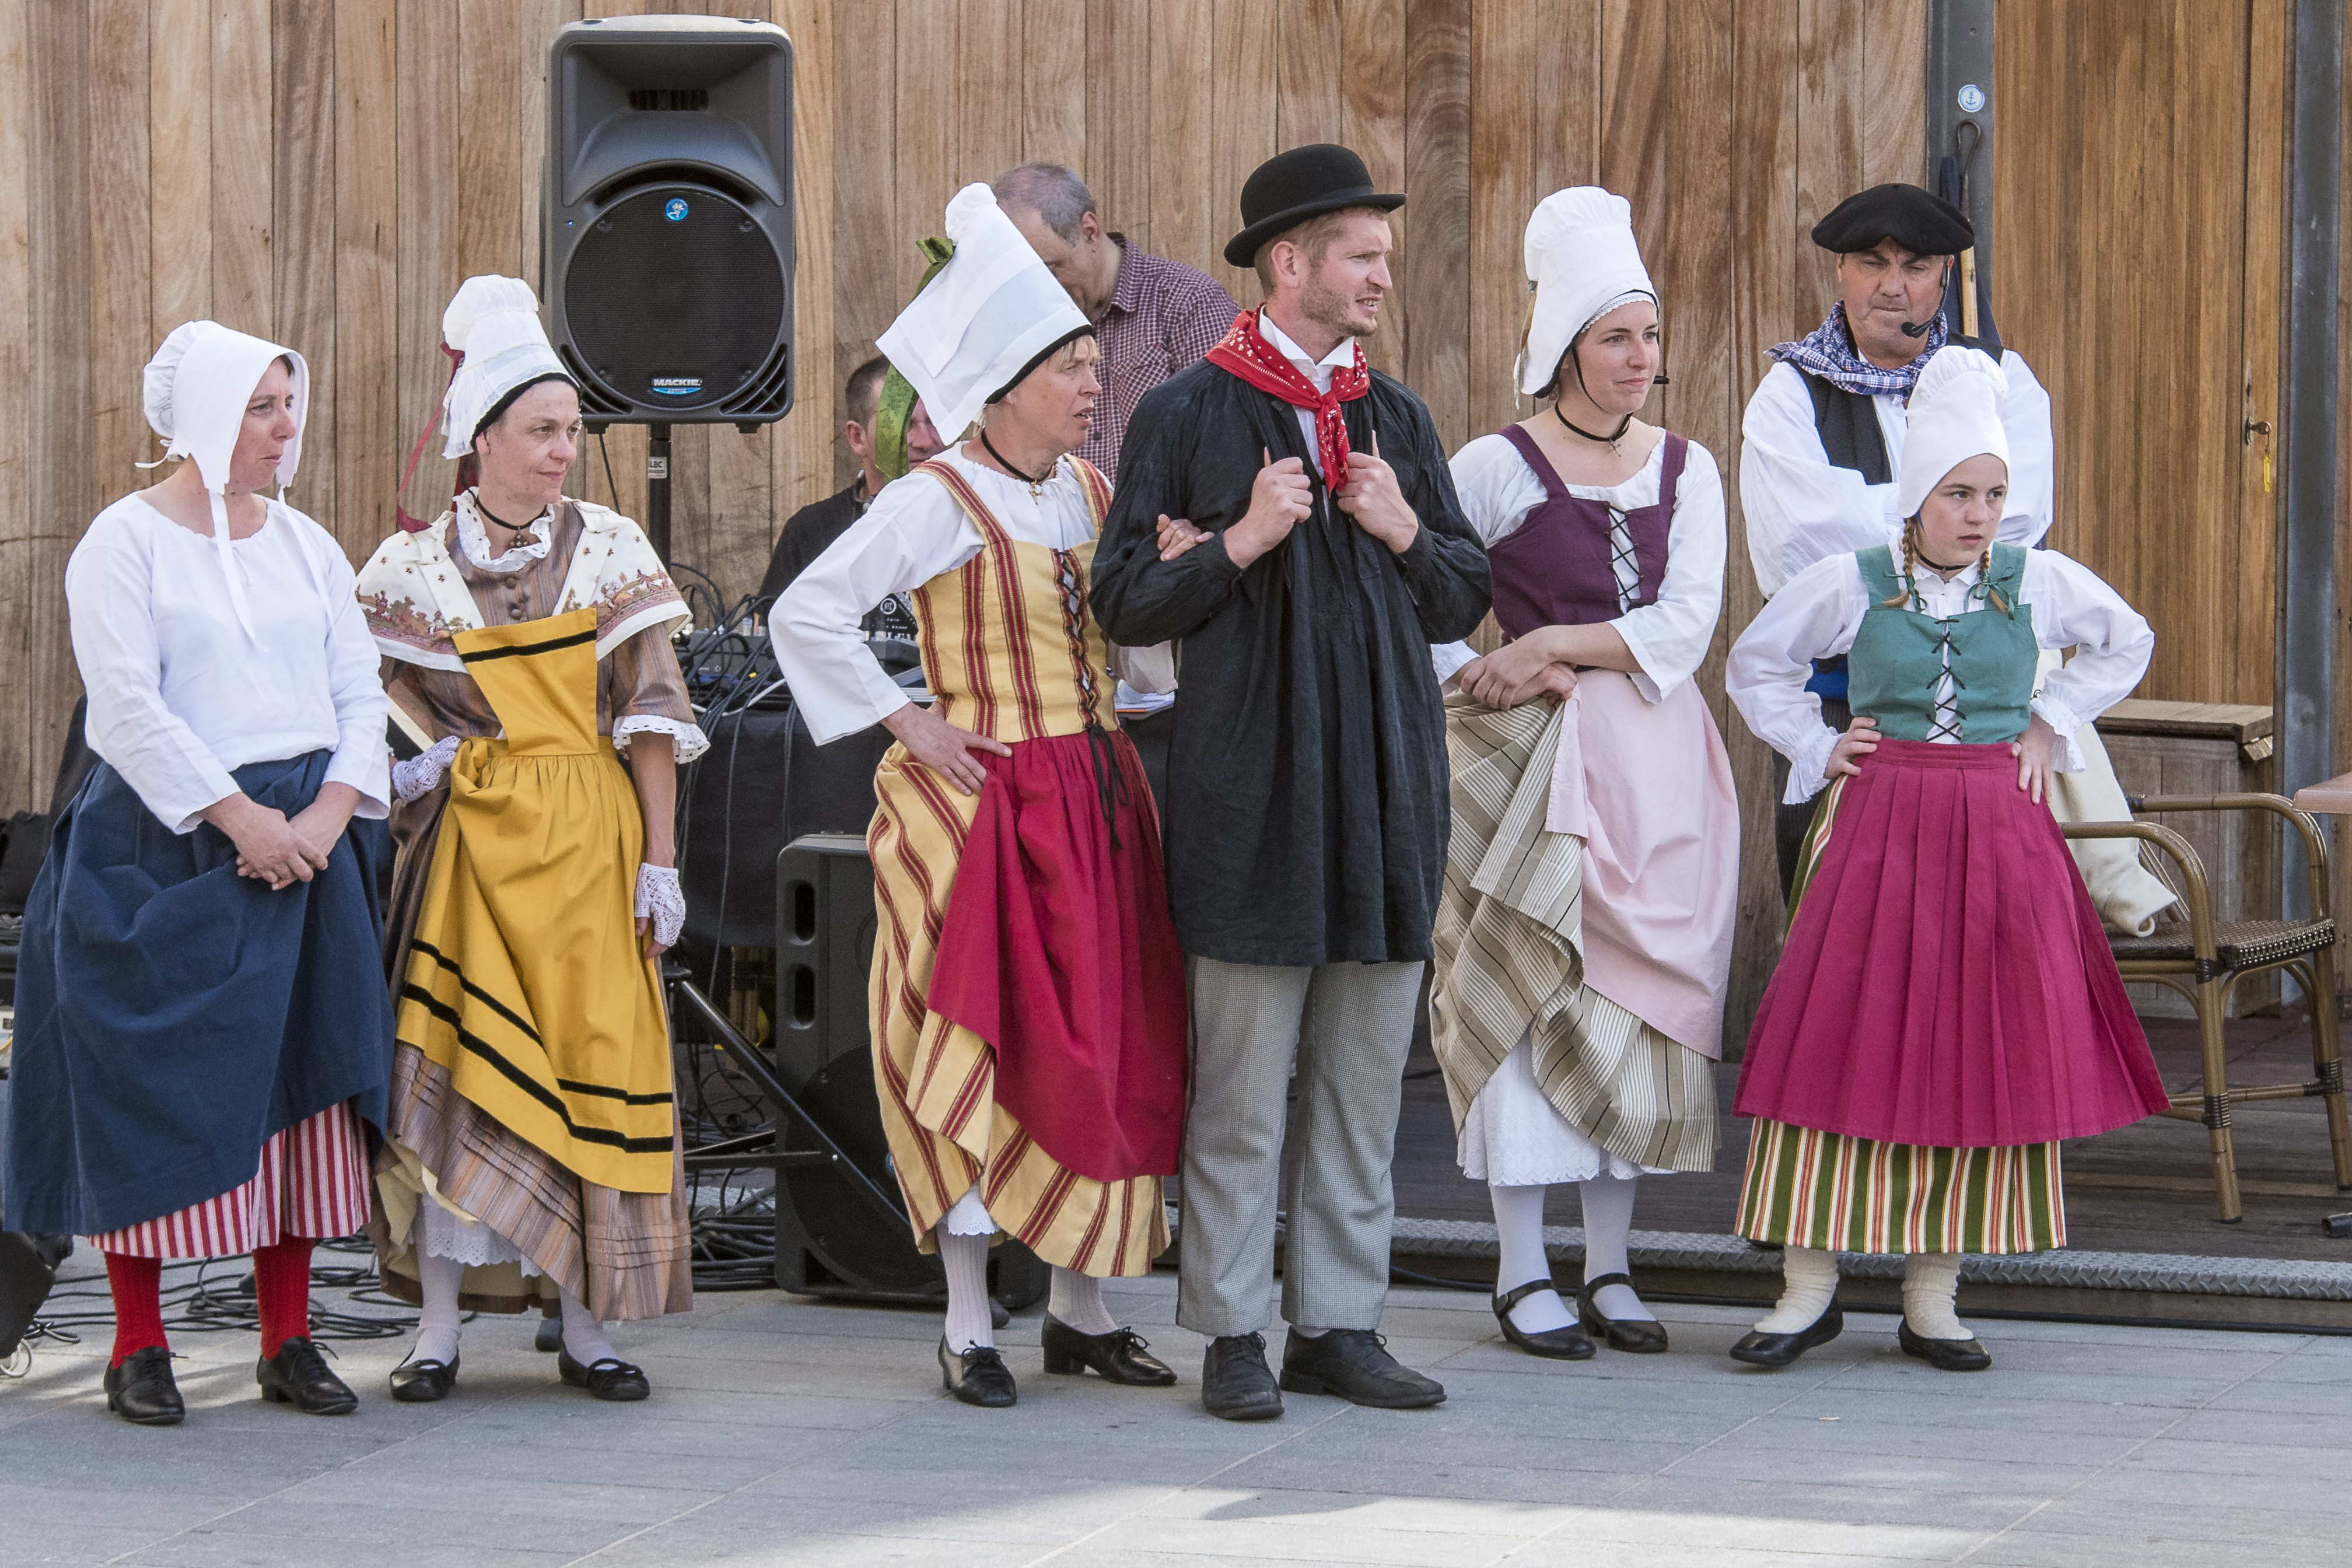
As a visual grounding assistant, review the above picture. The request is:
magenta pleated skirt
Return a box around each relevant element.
[1734,737,2169,1148]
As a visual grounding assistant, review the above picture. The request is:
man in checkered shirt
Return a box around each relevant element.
[996,163,1241,484]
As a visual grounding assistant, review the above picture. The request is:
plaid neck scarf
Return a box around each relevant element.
[1204,309,1370,490]
[1766,302,1948,398]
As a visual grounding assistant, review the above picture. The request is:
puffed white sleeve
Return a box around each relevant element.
[1612,442,1724,702]
[771,474,981,744]
[1727,551,1870,803]
[2023,552,2153,772]
[1996,351,2057,550]
[66,523,241,834]
[1447,434,1545,548]
[313,536,393,819]
[1740,365,1895,598]
[1111,641,1178,695]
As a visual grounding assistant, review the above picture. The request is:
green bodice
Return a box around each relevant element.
[1847,542,2038,744]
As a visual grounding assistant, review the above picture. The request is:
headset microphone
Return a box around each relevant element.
[1899,318,1935,338]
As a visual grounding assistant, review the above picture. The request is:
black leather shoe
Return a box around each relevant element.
[103,1346,184,1426]
[1491,1279,1594,1360]
[1899,1320,1993,1371]
[1040,1316,1177,1385]
[1200,1332,1282,1421]
[534,1312,564,1353]
[558,1346,651,1402]
[257,1336,359,1415]
[1578,1272,1670,1354]
[388,1352,460,1403]
[1728,1303,1845,1368]
[1280,1329,1446,1409]
[937,1338,1017,1407]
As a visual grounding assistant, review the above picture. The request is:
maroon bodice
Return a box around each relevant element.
[1485,425,1686,641]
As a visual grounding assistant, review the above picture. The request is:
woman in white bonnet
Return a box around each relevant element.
[4,322,396,1426]
[1428,188,1739,1360]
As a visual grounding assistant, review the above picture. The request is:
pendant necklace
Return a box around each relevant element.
[1554,401,1634,456]
[981,430,1052,499]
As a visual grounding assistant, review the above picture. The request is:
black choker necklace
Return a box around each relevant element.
[979,430,1053,497]
[475,494,537,533]
[1553,402,1635,453]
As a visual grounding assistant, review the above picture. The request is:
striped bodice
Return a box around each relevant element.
[909,457,1120,744]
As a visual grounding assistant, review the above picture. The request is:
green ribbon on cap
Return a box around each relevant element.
[872,235,956,482]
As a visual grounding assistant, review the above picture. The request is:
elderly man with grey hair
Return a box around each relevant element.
[996,162,1239,482]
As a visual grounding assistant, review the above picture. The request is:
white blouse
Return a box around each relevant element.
[770,450,1172,745]
[1431,429,1726,703]
[67,495,392,833]
[1738,351,2057,598]
[1727,544,2152,804]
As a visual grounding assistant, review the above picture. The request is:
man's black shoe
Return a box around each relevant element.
[103,1346,184,1426]
[1200,1332,1282,1421]
[1279,1329,1445,1409]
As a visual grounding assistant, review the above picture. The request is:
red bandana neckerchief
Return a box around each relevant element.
[1203,308,1370,491]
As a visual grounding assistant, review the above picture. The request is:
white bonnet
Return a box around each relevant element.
[1518,187,1656,397]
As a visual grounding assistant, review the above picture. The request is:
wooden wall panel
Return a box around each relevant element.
[0,0,33,808]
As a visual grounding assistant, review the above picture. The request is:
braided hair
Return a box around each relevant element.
[1880,516,2010,614]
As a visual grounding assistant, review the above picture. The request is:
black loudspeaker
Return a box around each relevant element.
[542,17,796,424]
[771,834,1046,1310]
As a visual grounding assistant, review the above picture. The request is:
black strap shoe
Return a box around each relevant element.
[103,1346,184,1426]
[534,1312,564,1353]
[558,1346,651,1402]
[1280,1328,1446,1409]
[1201,1332,1282,1420]
[1491,1279,1595,1360]
[1728,1301,1845,1368]
[388,1352,460,1403]
[1040,1316,1177,1385]
[257,1336,359,1415]
[937,1337,1017,1407]
[1577,1272,1670,1354]
[1899,1320,1993,1371]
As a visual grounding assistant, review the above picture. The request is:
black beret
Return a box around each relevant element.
[1810,183,1973,256]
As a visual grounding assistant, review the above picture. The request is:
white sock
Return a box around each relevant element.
[558,1287,621,1368]
[1577,1171,1654,1322]
[410,1244,464,1366]
[1754,1244,1840,1334]
[1488,1182,1573,1334]
[1048,1266,1119,1336]
[939,1227,994,1352]
[1902,1252,1971,1340]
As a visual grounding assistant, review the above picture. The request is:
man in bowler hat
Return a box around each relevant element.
[1091,144,1490,1420]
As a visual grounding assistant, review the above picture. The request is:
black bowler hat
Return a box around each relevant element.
[1811,183,1973,257]
[1224,144,1406,268]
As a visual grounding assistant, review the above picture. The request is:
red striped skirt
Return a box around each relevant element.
[87,1102,371,1259]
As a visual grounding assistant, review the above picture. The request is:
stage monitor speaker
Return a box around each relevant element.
[542,16,796,425]
[771,835,1045,1310]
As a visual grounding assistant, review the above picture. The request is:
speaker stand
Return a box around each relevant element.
[645,421,673,561]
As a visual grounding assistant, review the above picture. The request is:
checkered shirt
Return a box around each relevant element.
[1077,236,1241,481]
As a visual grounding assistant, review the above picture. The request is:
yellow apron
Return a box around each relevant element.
[394,607,676,1193]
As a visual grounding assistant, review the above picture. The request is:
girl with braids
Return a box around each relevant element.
[1724,348,2166,1371]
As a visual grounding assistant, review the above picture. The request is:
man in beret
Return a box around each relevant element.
[1740,182,2171,929]
[1091,143,1490,1422]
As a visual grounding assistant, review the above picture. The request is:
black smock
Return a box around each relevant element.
[1090,360,1490,968]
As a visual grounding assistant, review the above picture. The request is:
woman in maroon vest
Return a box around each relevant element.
[1429,188,1739,1360]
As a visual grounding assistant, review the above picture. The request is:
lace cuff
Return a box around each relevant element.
[611,714,710,764]
[2029,696,2088,774]
[1784,724,1842,804]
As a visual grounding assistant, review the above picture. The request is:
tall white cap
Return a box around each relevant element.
[1895,346,2011,519]
[1518,187,1656,397]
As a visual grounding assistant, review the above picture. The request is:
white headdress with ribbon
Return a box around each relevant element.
[1895,346,2010,519]
[440,275,569,459]
[1518,187,1657,397]
[140,320,308,643]
[876,183,1091,443]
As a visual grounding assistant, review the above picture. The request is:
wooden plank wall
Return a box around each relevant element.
[0,0,1930,1038]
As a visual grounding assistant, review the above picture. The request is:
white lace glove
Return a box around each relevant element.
[391,736,462,803]
[634,863,685,949]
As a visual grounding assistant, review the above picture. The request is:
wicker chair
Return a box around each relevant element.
[2061,794,2351,1222]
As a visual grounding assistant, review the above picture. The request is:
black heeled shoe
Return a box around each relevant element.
[1899,1320,1993,1371]
[1728,1302,1845,1368]
[1490,1279,1595,1360]
[938,1337,1017,1407]
[1577,1273,1670,1354]
[558,1346,651,1401]
[389,1351,460,1403]
[103,1346,184,1426]
[257,1336,359,1415]
[1040,1316,1177,1385]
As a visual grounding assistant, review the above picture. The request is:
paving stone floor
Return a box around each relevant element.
[1,1270,2346,1567]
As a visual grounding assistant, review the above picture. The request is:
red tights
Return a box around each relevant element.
[104,1237,316,1365]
